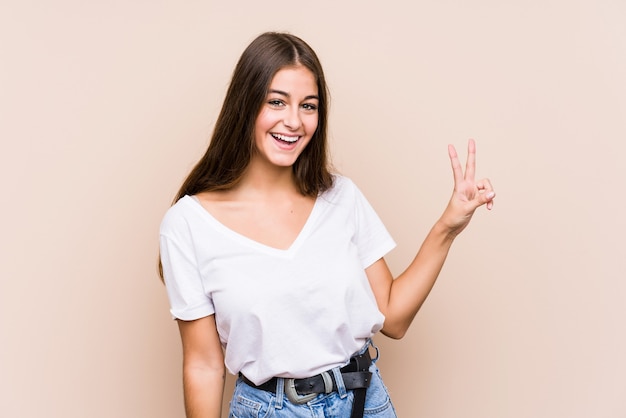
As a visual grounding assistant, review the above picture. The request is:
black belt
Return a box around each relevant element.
[240,349,372,418]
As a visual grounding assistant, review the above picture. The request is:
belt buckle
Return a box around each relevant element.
[285,378,317,405]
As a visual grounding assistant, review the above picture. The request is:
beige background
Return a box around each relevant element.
[1,1,625,417]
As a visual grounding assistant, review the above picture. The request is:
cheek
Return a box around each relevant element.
[306,115,319,135]
[254,110,271,131]
[253,113,273,143]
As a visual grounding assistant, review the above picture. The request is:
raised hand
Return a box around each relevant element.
[440,139,495,236]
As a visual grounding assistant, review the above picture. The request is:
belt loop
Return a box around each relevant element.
[331,367,348,399]
[275,377,285,409]
[370,341,380,364]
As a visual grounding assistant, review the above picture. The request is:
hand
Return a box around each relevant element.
[440,139,495,236]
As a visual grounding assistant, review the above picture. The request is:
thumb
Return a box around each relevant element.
[480,190,496,210]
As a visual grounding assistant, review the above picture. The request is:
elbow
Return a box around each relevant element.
[183,362,226,391]
[380,325,408,340]
[380,312,411,339]
[184,362,225,376]
[382,331,405,340]
[183,358,226,381]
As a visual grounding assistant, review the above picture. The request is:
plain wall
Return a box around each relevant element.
[1,1,624,417]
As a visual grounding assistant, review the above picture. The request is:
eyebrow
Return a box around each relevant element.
[269,89,319,101]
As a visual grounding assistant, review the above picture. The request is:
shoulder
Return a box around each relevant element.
[325,174,358,194]
[321,174,363,201]
[160,195,198,238]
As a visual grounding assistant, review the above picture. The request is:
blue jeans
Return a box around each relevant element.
[228,342,397,417]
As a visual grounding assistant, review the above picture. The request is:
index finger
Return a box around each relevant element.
[448,143,464,185]
[465,138,476,181]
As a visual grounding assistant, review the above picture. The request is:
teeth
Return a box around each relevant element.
[272,133,299,143]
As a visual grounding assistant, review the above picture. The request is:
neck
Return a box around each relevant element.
[236,158,300,198]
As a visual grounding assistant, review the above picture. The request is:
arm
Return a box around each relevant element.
[368,139,495,339]
[177,315,225,418]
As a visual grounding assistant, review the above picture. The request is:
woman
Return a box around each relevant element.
[159,32,495,418]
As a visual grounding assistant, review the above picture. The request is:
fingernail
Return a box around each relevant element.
[486,192,495,199]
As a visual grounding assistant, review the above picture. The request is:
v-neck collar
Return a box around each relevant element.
[184,194,323,257]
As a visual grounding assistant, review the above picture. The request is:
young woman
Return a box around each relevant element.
[159,32,495,418]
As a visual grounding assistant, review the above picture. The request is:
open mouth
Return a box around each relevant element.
[271,133,300,144]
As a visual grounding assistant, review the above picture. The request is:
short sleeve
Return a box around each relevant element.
[350,181,396,268]
[160,209,214,321]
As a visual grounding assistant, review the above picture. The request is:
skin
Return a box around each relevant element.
[367,138,495,339]
[176,65,495,416]
[252,65,319,171]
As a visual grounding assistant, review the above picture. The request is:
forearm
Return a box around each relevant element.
[383,219,456,338]
[373,139,494,339]
[182,365,225,418]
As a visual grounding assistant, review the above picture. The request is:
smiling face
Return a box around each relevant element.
[252,65,319,169]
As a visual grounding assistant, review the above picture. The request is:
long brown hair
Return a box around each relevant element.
[175,32,333,201]
[159,32,333,279]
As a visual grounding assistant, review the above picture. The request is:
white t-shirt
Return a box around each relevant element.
[159,175,396,385]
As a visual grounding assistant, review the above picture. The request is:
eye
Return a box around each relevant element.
[301,103,318,112]
[268,99,285,107]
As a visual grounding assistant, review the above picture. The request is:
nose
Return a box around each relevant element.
[283,107,301,130]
